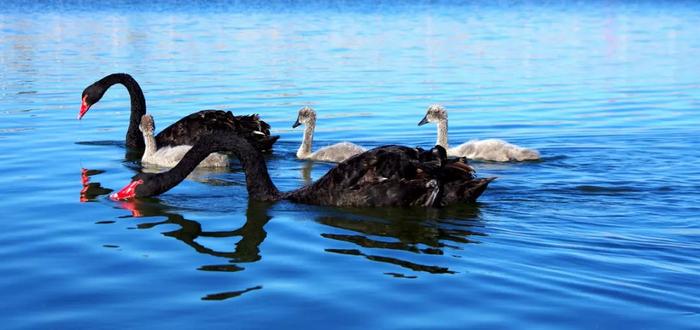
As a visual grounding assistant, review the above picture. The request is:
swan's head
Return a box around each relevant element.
[110,179,145,200]
[110,171,164,200]
[293,106,316,128]
[139,114,155,134]
[79,82,108,120]
[418,104,447,126]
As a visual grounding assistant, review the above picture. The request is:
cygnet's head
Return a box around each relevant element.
[418,104,447,126]
[293,106,316,128]
[139,114,155,134]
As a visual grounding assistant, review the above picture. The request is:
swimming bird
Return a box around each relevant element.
[418,104,540,161]
[79,73,279,153]
[139,114,228,168]
[110,133,495,208]
[293,106,366,163]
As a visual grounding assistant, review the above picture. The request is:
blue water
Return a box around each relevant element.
[1,1,699,328]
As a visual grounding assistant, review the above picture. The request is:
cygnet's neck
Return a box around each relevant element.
[297,120,315,159]
[142,131,158,158]
[436,118,448,149]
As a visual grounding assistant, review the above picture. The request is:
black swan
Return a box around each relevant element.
[79,73,279,152]
[110,133,495,208]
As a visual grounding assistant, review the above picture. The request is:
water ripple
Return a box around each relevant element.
[1,1,700,328]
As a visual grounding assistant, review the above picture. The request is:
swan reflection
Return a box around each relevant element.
[82,167,484,277]
[81,168,270,300]
[80,168,112,202]
[300,160,313,185]
[81,166,486,291]
[115,199,272,300]
[316,205,485,276]
[81,167,271,264]
[116,199,273,264]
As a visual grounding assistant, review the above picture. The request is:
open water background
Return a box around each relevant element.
[1,1,699,328]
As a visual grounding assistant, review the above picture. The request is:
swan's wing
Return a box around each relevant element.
[155,110,279,152]
[155,110,236,147]
[303,145,410,190]
[439,177,495,205]
[232,113,279,152]
[443,157,476,179]
[233,114,271,135]
[357,146,485,206]
[290,145,424,206]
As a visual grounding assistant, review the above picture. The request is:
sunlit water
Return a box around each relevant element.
[1,1,699,328]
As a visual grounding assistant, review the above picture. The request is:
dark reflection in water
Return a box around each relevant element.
[81,166,271,264]
[202,285,263,301]
[300,160,313,185]
[80,168,112,202]
[117,199,273,300]
[82,166,273,264]
[115,199,273,300]
[82,166,486,278]
[118,199,273,264]
[81,168,272,300]
[316,205,485,276]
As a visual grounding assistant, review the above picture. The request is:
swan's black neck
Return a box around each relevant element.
[138,134,283,201]
[220,135,282,202]
[99,73,146,150]
[139,140,219,197]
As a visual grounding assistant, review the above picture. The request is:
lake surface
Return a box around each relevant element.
[1,1,699,328]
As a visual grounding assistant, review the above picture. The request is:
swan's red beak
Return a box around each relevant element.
[78,95,90,120]
[110,179,143,201]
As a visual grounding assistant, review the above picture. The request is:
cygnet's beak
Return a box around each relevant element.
[292,118,302,128]
[418,114,430,126]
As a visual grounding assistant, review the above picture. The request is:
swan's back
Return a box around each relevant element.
[449,139,540,161]
[308,142,366,163]
[287,145,494,207]
[155,110,279,151]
